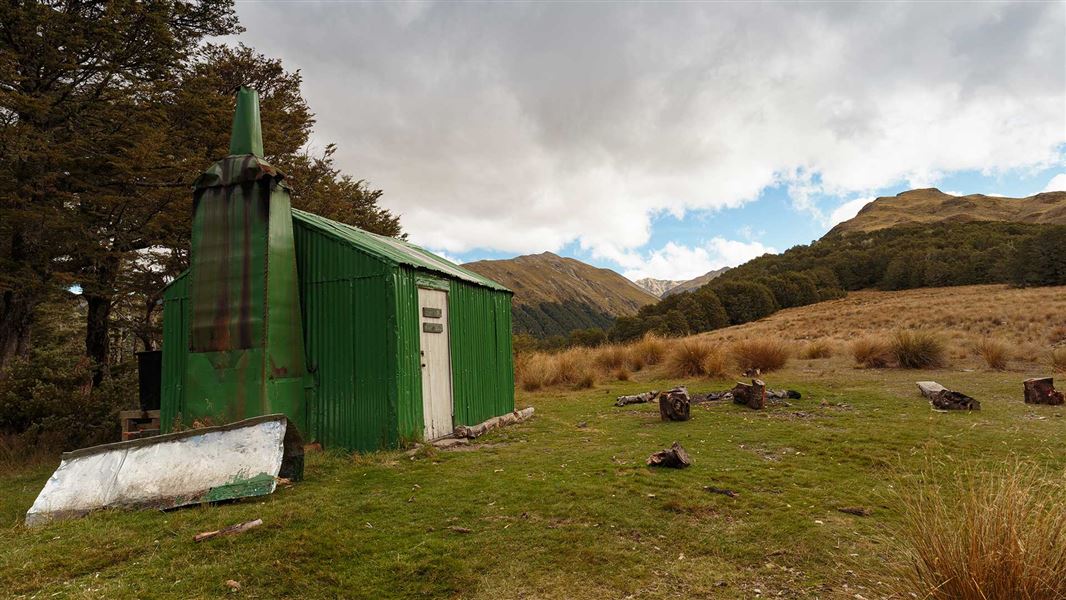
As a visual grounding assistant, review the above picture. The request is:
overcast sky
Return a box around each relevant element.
[232,1,1066,281]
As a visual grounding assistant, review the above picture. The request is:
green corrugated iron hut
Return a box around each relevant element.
[159,88,514,452]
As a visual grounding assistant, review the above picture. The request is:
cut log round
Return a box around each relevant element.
[647,442,691,468]
[658,386,691,421]
[1023,377,1065,405]
[731,379,766,410]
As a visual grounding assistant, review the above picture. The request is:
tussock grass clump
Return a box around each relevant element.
[515,348,599,391]
[1051,347,1066,373]
[975,338,1010,370]
[629,333,667,368]
[851,336,892,368]
[892,330,947,369]
[664,339,727,378]
[731,339,789,373]
[800,339,833,359]
[515,353,551,392]
[593,344,630,372]
[614,368,630,381]
[548,347,598,389]
[891,464,1066,599]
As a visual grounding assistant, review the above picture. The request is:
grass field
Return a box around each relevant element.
[2,354,1064,599]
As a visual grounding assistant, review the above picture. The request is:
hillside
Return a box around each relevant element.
[698,284,1066,353]
[633,278,682,297]
[662,267,730,297]
[464,252,657,337]
[828,188,1066,235]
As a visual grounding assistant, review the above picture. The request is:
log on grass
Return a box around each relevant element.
[1023,377,1065,406]
[647,442,691,468]
[453,407,535,439]
[658,386,691,421]
[916,381,980,411]
[194,518,263,542]
[731,379,766,410]
[615,391,659,407]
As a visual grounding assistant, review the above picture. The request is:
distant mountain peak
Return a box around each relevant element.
[634,277,683,298]
[661,267,730,297]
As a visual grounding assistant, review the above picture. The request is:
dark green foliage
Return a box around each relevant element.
[714,281,778,325]
[693,289,731,330]
[567,328,608,348]
[0,297,136,457]
[513,301,616,337]
[1010,226,1066,287]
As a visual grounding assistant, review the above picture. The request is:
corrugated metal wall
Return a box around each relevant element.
[447,278,515,426]
[160,215,514,450]
[294,221,396,451]
[160,273,189,432]
[391,269,424,443]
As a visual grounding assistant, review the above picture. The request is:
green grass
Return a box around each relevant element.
[1,361,1064,599]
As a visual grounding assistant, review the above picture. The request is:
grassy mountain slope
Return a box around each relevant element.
[464,252,657,337]
[829,188,1066,235]
[662,267,730,297]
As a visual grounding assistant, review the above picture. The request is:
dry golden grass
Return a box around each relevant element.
[517,284,1066,390]
[548,347,597,389]
[800,339,833,359]
[851,336,893,368]
[629,333,667,368]
[892,330,947,369]
[696,285,1066,352]
[891,463,1066,599]
[593,344,630,371]
[1051,347,1066,373]
[731,339,789,373]
[975,337,1010,370]
[664,339,727,378]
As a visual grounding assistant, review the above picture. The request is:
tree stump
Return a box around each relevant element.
[1023,377,1065,405]
[647,442,691,468]
[731,379,766,409]
[658,386,691,421]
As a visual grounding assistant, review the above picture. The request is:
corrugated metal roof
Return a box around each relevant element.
[291,209,510,292]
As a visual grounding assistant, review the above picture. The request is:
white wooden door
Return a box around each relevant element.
[418,288,454,440]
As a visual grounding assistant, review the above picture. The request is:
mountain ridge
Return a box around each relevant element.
[828,188,1066,236]
[463,252,657,337]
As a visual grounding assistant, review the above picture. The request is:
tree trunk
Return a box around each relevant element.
[85,294,112,386]
[84,254,121,386]
[0,230,40,373]
[0,289,34,373]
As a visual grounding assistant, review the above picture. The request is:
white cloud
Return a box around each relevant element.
[621,238,777,281]
[233,3,1066,260]
[427,248,463,266]
[829,197,874,226]
[1042,173,1066,193]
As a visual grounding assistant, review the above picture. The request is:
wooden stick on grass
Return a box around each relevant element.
[194,519,263,542]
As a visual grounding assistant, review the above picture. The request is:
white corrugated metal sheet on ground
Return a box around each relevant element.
[26,415,301,526]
